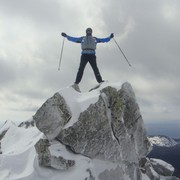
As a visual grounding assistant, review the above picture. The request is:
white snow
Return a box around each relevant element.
[150,158,174,173]
[0,123,97,180]
[1,125,42,155]
[0,120,16,134]
[59,82,123,129]
[59,86,100,129]
[148,136,178,147]
[0,124,43,180]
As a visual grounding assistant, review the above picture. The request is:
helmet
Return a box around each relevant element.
[86,28,93,34]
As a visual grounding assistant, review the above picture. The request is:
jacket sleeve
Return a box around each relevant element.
[66,35,83,43]
[95,36,111,43]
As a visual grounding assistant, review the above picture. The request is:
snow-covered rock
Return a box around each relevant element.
[35,138,75,170]
[35,82,151,163]
[18,119,35,128]
[0,120,16,139]
[150,158,174,176]
[148,136,178,147]
[0,82,179,180]
[0,120,17,154]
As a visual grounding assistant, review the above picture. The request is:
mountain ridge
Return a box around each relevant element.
[148,135,180,178]
[148,135,179,147]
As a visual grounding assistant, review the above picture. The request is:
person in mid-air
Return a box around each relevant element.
[61,28,114,92]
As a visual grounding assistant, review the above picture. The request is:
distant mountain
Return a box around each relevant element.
[148,135,180,178]
[148,135,179,147]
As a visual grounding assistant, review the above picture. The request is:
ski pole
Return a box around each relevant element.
[113,37,131,67]
[58,37,65,71]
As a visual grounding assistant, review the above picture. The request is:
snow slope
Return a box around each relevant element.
[0,122,43,180]
[0,122,94,180]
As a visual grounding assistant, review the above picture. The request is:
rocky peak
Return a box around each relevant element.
[33,82,179,180]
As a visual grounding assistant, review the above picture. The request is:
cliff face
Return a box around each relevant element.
[33,82,177,180]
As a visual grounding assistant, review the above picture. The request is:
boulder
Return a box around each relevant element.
[35,138,75,170]
[33,93,72,140]
[150,158,174,176]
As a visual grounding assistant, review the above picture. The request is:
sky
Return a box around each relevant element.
[0,0,180,125]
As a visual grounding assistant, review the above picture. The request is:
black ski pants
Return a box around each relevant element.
[75,54,103,84]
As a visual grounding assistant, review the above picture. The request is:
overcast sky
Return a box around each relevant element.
[0,0,180,125]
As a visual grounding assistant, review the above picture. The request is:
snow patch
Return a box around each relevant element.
[150,158,174,173]
[148,136,178,147]
[60,82,123,129]
[1,125,43,155]
[0,124,43,180]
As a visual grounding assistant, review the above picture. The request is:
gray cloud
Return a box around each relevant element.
[0,0,62,28]
[0,58,17,85]
[0,0,180,123]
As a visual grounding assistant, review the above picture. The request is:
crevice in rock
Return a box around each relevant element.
[100,92,120,145]
[55,137,91,159]
[55,137,79,155]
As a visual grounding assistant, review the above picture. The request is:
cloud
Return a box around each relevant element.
[0,0,62,28]
[0,58,16,85]
[0,0,180,123]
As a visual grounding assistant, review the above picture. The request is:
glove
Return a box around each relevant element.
[110,33,114,38]
[61,32,67,37]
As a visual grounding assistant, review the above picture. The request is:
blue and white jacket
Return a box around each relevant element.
[66,35,111,54]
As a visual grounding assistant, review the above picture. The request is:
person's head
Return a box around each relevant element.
[86,28,92,36]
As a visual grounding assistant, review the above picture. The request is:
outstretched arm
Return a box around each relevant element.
[96,33,114,43]
[61,32,82,43]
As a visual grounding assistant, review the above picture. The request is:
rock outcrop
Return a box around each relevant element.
[35,138,75,170]
[34,92,71,140]
[33,82,179,180]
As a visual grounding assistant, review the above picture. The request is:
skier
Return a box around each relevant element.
[61,28,114,92]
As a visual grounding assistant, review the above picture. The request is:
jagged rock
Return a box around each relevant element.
[140,158,160,180]
[57,92,121,162]
[0,120,15,141]
[33,93,72,140]
[98,165,124,180]
[32,82,178,180]
[18,119,35,128]
[35,139,51,166]
[57,83,151,163]
[150,158,174,176]
[0,121,15,154]
[35,138,75,170]
[0,130,7,141]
